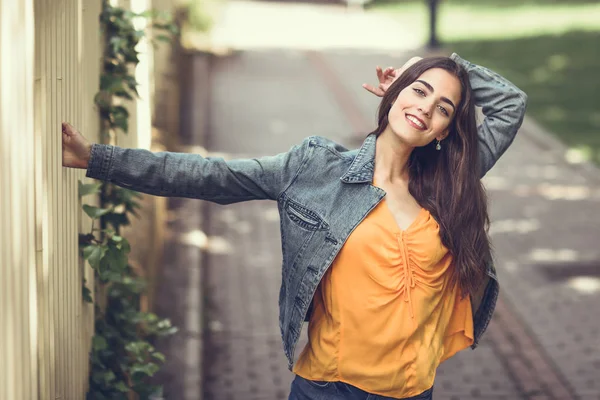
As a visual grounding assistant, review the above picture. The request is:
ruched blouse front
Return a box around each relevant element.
[293,198,474,398]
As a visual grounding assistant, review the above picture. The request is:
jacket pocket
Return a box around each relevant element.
[284,198,329,231]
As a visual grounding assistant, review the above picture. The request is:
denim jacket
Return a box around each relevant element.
[86,54,527,369]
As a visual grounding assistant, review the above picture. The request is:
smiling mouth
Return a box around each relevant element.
[405,114,427,130]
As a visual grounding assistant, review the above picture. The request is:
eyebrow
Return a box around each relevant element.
[415,79,456,111]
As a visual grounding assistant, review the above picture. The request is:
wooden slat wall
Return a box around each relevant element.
[0,0,37,399]
[1,0,178,398]
[32,0,102,397]
[0,0,100,399]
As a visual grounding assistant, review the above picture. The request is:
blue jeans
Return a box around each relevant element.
[289,375,434,400]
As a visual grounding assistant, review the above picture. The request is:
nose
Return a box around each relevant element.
[418,99,435,118]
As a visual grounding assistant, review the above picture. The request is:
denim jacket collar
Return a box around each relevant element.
[340,134,377,184]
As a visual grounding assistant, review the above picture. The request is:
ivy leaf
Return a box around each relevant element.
[103,212,130,229]
[109,105,129,118]
[155,34,171,43]
[92,335,108,351]
[125,78,138,96]
[94,92,111,109]
[123,50,140,64]
[101,370,116,386]
[101,270,122,283]
[113,115,128,133]
[83,204,111,219]
[152,352,166,363]
[137,10,154,18]
[100,245,128,275]
[114,90,134,100]
[118,236,131,254]
[82,281,93,303]
[83,244,107,268]
[130,363,160,378]
[115,381,130,393]
[79,233,95,246]
[78,182,103,198]
[109,105,129,133]
[100,73,124,92]
[108,36,127,56]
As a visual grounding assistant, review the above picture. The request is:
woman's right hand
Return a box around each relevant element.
[362,66,398,97]
[362,56,423,97]
[62,122,92,169]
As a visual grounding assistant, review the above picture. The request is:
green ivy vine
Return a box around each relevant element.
[80,1,178,399]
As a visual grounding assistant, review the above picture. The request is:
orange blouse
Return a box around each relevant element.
[293,198,474,398]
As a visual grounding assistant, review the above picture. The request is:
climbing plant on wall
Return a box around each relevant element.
[79,1,178,398]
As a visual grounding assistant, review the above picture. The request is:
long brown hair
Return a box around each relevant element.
[374,57,491,296]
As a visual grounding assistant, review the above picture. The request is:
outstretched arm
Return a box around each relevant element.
[62,122,308,204]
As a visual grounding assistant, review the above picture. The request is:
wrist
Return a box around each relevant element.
[81,143,93,169]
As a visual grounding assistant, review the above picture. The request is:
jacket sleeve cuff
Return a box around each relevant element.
[450,53,472,71]
[86,143,114,181]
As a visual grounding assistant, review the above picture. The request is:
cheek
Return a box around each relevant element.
[435,122,448,134]
[388,104,407,126]
[430,115,452,135]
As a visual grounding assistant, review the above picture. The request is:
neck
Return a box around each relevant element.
[374,127,414,184]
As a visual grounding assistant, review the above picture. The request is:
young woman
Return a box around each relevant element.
[62,53,527,400]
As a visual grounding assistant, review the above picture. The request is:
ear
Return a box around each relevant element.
[437,129,449,142]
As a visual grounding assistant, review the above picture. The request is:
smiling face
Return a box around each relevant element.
[386,68,462,148]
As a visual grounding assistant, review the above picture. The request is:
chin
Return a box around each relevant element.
[389,124,428,148]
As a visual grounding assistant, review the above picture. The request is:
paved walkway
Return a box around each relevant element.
[164,2,600,400]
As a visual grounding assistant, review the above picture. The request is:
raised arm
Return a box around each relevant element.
[363,54,528,177]
[62,122,308,204]
[449,53,528,177]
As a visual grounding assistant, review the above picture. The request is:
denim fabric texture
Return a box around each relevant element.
[86,53,527,370]
[288,375,434,400]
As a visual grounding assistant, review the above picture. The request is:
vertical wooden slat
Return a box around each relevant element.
[66,0,73,395]
[64,0,70,392]
[56,0,63,394]
[0,1,17,395]
[47,0,57,394]
[68,0,75,394]
[59,1,66,394]
[73,0,81,390]
[33,0,49,395]
[0,135,4,400]
[0,32,5,392]
[76,1,84,395]
[25,0,38,396]
[0,0,37,398]
[35,0,46,396]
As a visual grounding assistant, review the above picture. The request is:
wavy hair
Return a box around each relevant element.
[373,57,491,296]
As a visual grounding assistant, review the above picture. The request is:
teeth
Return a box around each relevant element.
[407,115,425,129]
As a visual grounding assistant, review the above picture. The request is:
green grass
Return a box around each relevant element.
[367,1,600,164]
[368,0,598,8]
[370,2,600,41]
[449,31,600,163]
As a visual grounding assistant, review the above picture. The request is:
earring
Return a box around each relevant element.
[436,140,442,151]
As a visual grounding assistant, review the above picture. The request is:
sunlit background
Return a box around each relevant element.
[1,0,599,399]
